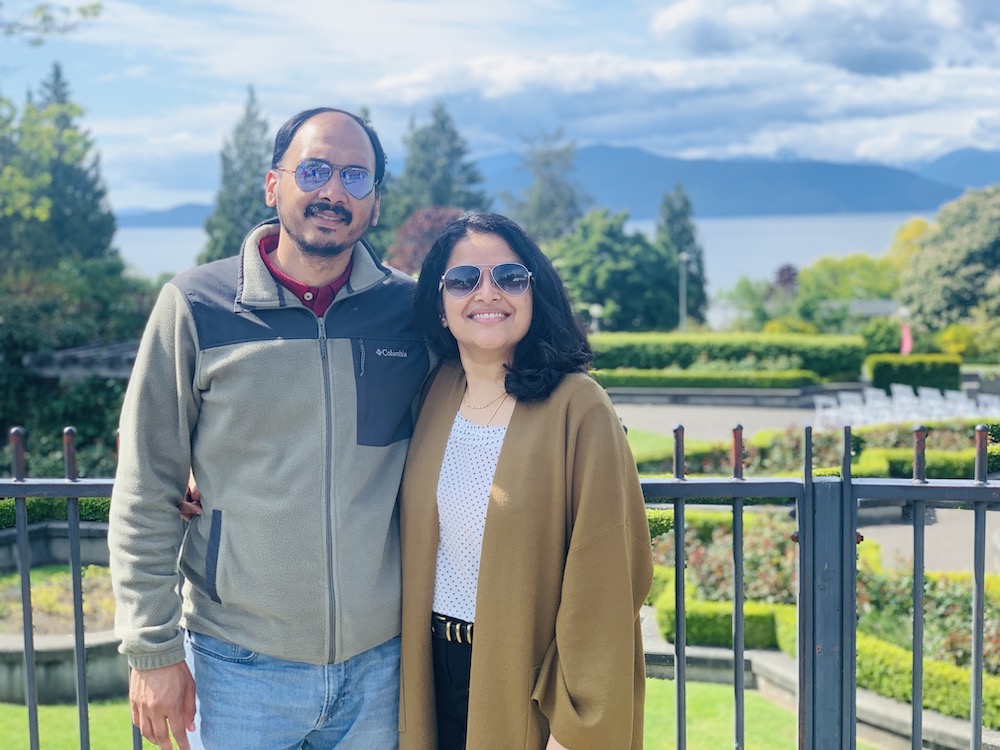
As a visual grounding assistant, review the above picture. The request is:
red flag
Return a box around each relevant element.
[900,322,913,355]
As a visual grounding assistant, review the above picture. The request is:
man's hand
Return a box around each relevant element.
[179,471,203,521]
[130,661,196,750]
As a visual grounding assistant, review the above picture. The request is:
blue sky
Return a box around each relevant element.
[2,0,1000,211]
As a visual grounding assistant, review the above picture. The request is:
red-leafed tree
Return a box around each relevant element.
[383,206,463,276]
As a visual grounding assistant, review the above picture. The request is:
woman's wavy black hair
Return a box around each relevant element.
[413,212,592,402]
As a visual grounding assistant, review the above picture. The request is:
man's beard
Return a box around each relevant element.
[287,202,377,258]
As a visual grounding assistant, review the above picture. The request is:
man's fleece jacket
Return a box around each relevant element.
[109,219,431,670]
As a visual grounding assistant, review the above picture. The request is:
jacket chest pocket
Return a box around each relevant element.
[353,338,429,446]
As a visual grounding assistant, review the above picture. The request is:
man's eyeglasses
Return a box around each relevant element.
[439,263,533,299]
[275,159,377,199]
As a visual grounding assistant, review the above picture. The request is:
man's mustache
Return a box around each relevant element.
[305,203,352,223]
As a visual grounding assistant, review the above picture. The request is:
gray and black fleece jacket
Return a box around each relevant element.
[109,219,431,671]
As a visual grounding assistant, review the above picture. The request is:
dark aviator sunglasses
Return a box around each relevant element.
[439,263,533,299]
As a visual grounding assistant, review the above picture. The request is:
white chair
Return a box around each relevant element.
[837,391,867,426]
[862,387,894,425]
[977,393,1000,419]
[889,383,921,423]
[812,394,840,431]
[917,386,950,420]
[944,390,978,418]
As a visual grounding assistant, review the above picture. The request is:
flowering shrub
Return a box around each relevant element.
[857,562,1000,676]
[653,511,797,604]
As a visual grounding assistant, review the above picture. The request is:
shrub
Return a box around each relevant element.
[589,332,865,382]
[864,353,962,392]
[860,317,901,356]
[655,591,780,648]
[591,368,820,389]
[652,511,797,604]
[647,565,674,606]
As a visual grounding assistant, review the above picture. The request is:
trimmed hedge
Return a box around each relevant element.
[852,444,1000,478]
[633,418,1000,479]
[651,565,1000,728]
[856,632,1000,727]
[590,332,865,382]
[592,368,821,389]
[655,589,781,649]
[865,353,962,392]
[0,497,111,529]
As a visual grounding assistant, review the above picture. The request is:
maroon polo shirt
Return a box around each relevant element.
[258,234,353,317]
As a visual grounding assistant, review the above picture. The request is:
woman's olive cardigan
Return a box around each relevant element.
[399,362,653,749]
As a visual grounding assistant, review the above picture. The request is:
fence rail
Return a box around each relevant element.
[4,424,999,749]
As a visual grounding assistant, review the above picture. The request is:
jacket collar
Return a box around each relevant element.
[235,218,391,310]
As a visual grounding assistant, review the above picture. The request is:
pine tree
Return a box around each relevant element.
[388,102,489,225]
[503,130,590,245]
[199,86,274,264]
[656,184,708,325]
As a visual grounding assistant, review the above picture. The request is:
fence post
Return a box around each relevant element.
[798,427,857,749]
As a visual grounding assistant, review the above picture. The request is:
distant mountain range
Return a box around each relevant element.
[118,146,999,228]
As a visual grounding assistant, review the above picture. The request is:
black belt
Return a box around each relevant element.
[431,613,474,645]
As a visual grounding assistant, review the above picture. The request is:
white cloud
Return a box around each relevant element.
[8,0,1000,209]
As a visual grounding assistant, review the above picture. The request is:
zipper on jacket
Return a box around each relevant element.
[316,316,337,662]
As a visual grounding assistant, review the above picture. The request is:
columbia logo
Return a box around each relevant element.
[376,348,407,358]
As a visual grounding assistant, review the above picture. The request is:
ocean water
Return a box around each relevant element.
[116,226,209,281]
[627,210,932,297]
[117,210,932,302]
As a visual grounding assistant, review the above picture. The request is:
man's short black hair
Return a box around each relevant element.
[271,107,386,190]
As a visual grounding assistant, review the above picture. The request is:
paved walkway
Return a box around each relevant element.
[614,401,1000,574]
[613,401,813,442]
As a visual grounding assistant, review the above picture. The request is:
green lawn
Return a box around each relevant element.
[2,679,883,750]
[643,679,882,750]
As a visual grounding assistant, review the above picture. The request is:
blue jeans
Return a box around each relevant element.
[184,631,400,750]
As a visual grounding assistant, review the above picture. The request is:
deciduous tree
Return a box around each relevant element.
[1,1,101,45]
[546,209,677,331]
[383,206,462,276]
[896,186,1000,331]
[199,86,274,263]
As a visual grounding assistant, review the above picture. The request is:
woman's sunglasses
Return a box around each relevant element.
[275,159,377,199]
[439,263,533,299]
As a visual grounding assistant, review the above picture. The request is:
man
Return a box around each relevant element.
[109,108,431,749]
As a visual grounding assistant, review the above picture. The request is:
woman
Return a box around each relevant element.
[400,212,652,750]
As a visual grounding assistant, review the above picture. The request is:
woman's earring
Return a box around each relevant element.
[440,315,448,328]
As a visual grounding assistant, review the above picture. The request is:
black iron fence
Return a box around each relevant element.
[3,425,999,749]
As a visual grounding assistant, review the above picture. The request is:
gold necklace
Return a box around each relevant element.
[485,393,510,426]
[462,389,507,410]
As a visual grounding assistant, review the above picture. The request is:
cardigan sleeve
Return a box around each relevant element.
[530,393,653,748]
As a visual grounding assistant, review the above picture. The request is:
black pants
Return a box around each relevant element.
[432,634,473,750]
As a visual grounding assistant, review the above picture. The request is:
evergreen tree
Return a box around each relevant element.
[388,102,488,226]
[5,63,116,271]
[656,184,707,325]
[503,130,590,245]
[199,86,274,263]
